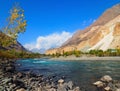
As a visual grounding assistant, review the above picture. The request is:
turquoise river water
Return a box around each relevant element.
[16,58,120,91]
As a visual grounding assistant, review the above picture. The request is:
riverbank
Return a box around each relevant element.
[0,59,120,91]
[49,56,120,61]
[0,60,80,91]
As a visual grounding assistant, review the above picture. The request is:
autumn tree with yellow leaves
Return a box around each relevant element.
[2,4,27,45]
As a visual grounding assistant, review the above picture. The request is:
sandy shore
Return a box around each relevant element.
[49,56,120,61]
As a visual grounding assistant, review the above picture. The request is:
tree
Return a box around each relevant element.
[74,50,81,57]
[3,4,27,43]
[0,32,13,47]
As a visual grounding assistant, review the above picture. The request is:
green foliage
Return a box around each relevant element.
[0,32,14,47]
[89,50,104,56]
[48,49,120,58]
[52,53,55,57]
[0,50,42,60]
[49,50,82,57]
[0,50,16,59]
[63,52,69,57]
[88,49,120,57]
[56,53,61,57]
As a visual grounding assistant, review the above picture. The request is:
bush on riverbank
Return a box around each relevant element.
[0,50,43,60]
[47,49,120,58]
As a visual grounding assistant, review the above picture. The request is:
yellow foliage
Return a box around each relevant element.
[11,13,19,22]
[3,5,27,40]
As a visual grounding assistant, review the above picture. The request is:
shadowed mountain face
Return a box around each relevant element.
[0,32,27,52]
[46,4,120,55]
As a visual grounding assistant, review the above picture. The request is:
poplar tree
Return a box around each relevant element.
[3,4,27,44]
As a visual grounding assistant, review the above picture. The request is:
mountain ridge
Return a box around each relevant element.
[46,4,120,55]
[62,3,120,47]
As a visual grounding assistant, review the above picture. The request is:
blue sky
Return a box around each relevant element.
[0,0,120,53]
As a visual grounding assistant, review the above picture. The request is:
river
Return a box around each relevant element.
[15,58,120,91]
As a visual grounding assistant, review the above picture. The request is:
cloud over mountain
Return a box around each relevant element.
[24,31,73,53]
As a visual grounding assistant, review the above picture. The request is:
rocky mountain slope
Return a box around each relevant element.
[46,4,120,55]
[0,31,27,52]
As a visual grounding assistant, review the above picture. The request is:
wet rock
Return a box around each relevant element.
[67,81,73,90]
[57,81,68,91]
[58,79,64,87]
[3,62,16,73]
[115,83,120,88]
[9,83,16,89]
[104,86,110,91]
[12,79,25,89]
[6,66,15,72]
[116,89,120,91]
[57,85,67,91]
[93,81,104,87]
[58,79,64,84]
[101,75,112,82]
[48,88,56,91]
[17,72,24,78]
[51,82,56,88]
[73,87,80,91]
[16,88,26,91]
[0,86,4,91]
[45,83,52,89]
[36,86,42,91]
[93,75,120,91]
[3,78,12,84]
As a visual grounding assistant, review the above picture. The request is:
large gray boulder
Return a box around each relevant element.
[67,81,73,90]
[101,75,112,82]
[93,81,104,87]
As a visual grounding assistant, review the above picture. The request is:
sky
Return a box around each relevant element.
[0,0,120,53]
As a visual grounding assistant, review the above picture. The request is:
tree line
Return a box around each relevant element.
[48,49,120,58]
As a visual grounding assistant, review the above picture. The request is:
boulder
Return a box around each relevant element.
[17,72,23,78]
[101,75,112,82]
[57,82,67,91]
[16,88,26,91]
[58,79,64,84]
[104,86,110,91]
[115,83,120,88]
[57,86,67,91]
[116,89,120,91]
[3,78,12,84]
[36,87,42,91]
[0,86,4,91]
[5,66,15,73]
[48,88,56,91]
[67,81,73,90]
[93,81,104,87]
[73,87,80,91]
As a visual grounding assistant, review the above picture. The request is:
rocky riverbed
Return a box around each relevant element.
[0,60,120,91]
[0,60,80,91]
[93,75,120,91]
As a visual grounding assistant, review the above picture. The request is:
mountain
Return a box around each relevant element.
[30,48,46,54]
[46,4,120,55]
[0,31,27,52]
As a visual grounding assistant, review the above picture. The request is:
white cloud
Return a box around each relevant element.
[24,31,73,53]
